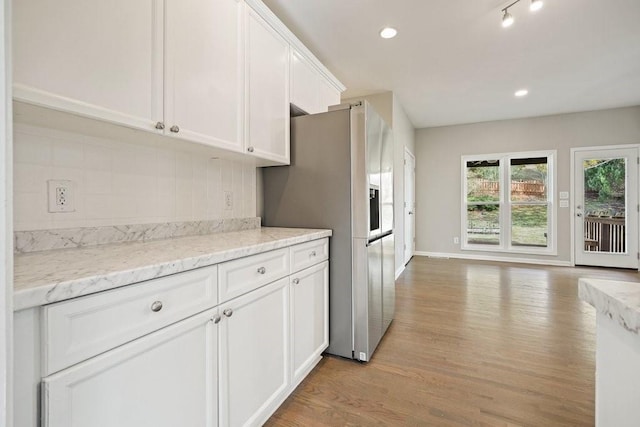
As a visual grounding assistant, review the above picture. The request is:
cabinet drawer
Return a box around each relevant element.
[290,238,329,274]
[43,265,218,375]
[219,248,290,303]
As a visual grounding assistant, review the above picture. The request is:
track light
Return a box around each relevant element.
[500,0,546,28]
[530,0,544,11]
[502,10,514,27]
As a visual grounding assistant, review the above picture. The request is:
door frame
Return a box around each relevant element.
[403,148,415,265]
[570,144,640,268]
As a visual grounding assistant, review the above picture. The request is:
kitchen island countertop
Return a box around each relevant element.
[579,278,640,334]
[14,227,332,311]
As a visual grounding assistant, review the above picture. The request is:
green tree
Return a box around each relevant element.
[584,159,625,200]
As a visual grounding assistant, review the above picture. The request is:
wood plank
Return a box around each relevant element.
[267,257,639,426]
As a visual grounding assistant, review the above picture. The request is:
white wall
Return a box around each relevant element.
[13,124,257,231]
[1,0,12,424]
[415,106,640,263]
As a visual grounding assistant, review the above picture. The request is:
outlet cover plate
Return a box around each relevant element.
[48,179,75,212]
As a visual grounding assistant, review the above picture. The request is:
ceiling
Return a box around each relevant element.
[262,0,640,128]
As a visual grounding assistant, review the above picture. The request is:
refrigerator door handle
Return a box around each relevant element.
[366,230,393,246]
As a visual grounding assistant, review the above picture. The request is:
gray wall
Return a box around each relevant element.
[415,106,640,263]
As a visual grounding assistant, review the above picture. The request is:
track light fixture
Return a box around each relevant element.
[501,0,544,28]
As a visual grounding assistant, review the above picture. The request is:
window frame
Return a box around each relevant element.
[461,150,557,255]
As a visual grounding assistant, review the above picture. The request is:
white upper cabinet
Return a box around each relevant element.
[244,7,290,165]
[290,49,322,114]
[13,0,164,131]
[13,0,344,165]
[164,0,243,151]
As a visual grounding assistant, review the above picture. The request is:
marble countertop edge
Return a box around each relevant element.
[14,227,332,311]
[578,278,640,335]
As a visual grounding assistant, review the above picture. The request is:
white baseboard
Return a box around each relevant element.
[395,265,405,279]
[414,251,572,267]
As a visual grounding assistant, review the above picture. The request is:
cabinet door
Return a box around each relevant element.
[245,7,290,164]
[290,49,321,115]
[219,278,290,427]
[42,309,218,427]
[164,0,243,151]
[320,78,342,112]
[291,261,329,384]
[13,0,163,131]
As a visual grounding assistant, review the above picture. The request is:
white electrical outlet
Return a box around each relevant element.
[48,180,75,212]
[453,237,460,244]
[224,191,233,210]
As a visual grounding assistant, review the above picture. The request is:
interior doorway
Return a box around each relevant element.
[404,149,415,265]
[573,146,639,269]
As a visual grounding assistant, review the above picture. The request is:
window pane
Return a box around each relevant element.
[467,204,500,245]
[466,160,500,202]
[511,205,548,247]
[510,158,547,202]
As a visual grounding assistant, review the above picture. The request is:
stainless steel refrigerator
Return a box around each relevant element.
[262,101,394,362]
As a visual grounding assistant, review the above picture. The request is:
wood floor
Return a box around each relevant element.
[266,257,639,426]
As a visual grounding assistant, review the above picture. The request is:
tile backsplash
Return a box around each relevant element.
[14,123,257,231]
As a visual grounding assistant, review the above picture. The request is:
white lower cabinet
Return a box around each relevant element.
[291,261,329,385]
[42,309,218,427]
[22,238,330,427]
[219,277,290,427]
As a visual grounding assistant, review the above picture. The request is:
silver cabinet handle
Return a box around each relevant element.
[292,278,300,285]
[223,308,233,317]
[247,146,255,153]
[310,251,317,257]
[150,301,163,312]
[170,125,180,133]
[155,121,165,130]
[257,266,266,274]
[211,314,221,324]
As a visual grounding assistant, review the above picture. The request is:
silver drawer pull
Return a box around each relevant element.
[211,314,222,324]
[292,278,300,285]
[223,308,233,317]
[257,266,266,274]
[150,301,163,312]
[310,251,317,257]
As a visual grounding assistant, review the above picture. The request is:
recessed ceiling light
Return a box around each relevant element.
[530,0,544,12]
[515,89,529,97]
[379,27,397,39]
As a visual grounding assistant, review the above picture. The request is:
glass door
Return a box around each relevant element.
[574,147,638,268]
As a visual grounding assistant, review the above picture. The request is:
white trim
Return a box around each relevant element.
[395,265,405,280]
[1,0,12,424]
[243,0,345,93]
[403,147,416,265]
[415,252,572,267]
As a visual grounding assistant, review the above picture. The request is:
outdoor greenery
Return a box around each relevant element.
[466,160,548,247]
[584,159,625,200]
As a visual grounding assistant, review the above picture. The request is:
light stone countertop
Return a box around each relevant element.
[14,227,332,311]
[579,278,640,334]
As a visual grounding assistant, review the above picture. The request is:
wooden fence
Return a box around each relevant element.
[471,180,545,196]
[584,216,626,253]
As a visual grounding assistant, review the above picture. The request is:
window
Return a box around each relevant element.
[462,151,555,254]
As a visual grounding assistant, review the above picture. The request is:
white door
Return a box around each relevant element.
[42,309,218,427]
[290,261,328,385]
[164,0,243,151]
[244,6,290,164]
[12,0,163,131]
[574,147,639,268]
[218,278,290,427]
[404,149,416,264]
